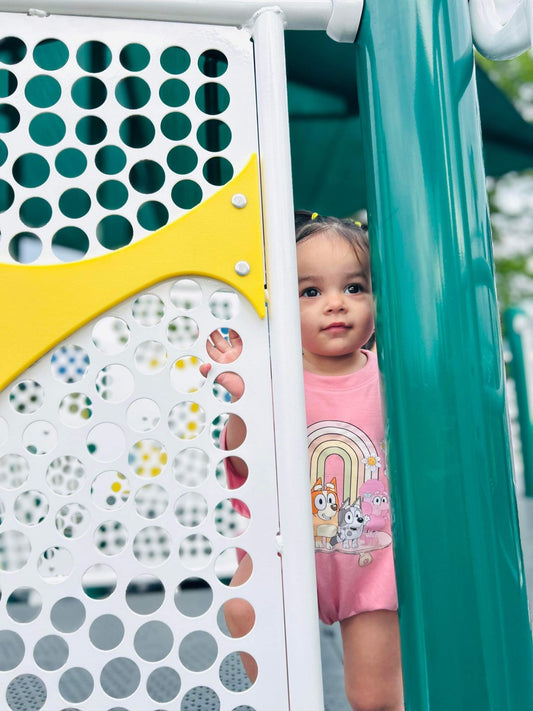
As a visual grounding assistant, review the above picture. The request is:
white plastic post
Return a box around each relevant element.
[469,0,533,59]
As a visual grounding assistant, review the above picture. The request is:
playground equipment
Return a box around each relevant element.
[0,1,532,710]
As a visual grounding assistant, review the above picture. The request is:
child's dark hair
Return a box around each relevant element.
[294,210,375,350]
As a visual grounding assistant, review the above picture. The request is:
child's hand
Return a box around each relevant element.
[200,329,244,401]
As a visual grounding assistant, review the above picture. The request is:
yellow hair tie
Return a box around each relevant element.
[354,220,362,226]
[311,212,319,220]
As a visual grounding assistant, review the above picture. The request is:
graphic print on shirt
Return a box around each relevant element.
[308,420,392,563]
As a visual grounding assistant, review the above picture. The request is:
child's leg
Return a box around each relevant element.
[340,610,403,711]
[223,553,258,683]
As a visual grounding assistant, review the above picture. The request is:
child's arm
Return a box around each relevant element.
[200,329,248,479]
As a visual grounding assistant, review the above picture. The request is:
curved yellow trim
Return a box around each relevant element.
[0,155,264,392]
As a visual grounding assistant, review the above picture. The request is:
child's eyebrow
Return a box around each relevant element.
[298,270,368,283]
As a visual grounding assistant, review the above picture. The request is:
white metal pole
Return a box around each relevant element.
[252,7,324,711]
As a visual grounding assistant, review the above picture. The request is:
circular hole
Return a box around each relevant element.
[213,372,244,403]
[120,42,150,71]
[0,37,26,64]
[9,379,44,414]
[179,631,217,672]
[33,635,69,671]
[216,456,248,488]
[7,675,46,710]
[133,525,172,567]
[170,355,206,394]
[119,115,155,148]
[134,620,173,661]
[76,115,107,144]
[89,614,124,650]
[77,40,111,72]
[14,490,49,526]
[171,179,202,209]
[211,413,246,449]
[147,667,181,703]
[19,197,52,227]
[92,316,130,354]
[59,188,91,218]
[96,364,135,402]
[7,587,42,622]
[51,344,90,383]
[128,439,167,478]
[127,398,160,432]
[204,156,234,186]
[33,38,68,70]
[0,69,16,97]
[50,597,86,633]
[175,577,213,617]
[97,215,133,249]
[161,111,191,141]
[125,574,165,614]
[46,455,85,496]
[0,103,19,132]
[209,289,240,319]
[195,82,230,115]
[175,492,208,528]
[56,147,87,177]
[13,152,50,187]
[217,599,255,637]
[168,401,206,440]
[215,548,252,585]
[137,201,168,230]
[132,293,165,325]
[178,533,212,571]
[29,112,65,145]
[168,315,199,349]
[87,422,126,462]
[94,520,128,556]
[0,631,24,671]
[172,448,209,488]
[37,546,73,582]
[52,226,89,260]
[215,499,250,538]
[95,144,127,174]
[9,233,42,263]
[71,75,106,109]
[25,74,61,107]
[198,49,228,77]
[59,667,94,703]
[23,420,58,455]
[167,144,197,174]
[55,502,91,538]
[116,76,150,108]
[58,393,93,428]
[0,531,30,571]
[219,651,257,692]
[82,563,117,599]
[91,471,129,510]
[0,453,29,489]
[100,658,140,699]
[135,483,168,519]
[0,178,14,212]
[161,46,190,74]
[129,159,165,193]
[160,78,189,107]
[96,179,128,210]
[181,687,220,711]
[197,118,231,152]
[134,340,167,374]
[170,278,202,309]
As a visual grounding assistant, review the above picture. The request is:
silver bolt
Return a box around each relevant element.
[232,194,247,209]
[235,261,251,276]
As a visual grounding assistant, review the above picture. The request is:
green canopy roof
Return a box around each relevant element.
[286,31,533,216]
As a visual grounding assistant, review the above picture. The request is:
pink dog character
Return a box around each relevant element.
[359,479,390,531]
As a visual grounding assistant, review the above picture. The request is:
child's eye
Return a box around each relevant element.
[301,287,320,298]
[345,283,364,294]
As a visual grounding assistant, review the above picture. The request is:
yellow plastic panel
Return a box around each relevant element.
[0,156,263,392]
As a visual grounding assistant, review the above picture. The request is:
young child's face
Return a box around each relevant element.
[297,229,374,374]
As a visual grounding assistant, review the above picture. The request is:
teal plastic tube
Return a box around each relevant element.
[354,1,533,709]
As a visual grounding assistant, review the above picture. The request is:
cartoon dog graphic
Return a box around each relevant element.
[311,478,339,550]
[331,500,370,549]
[359,478,390,531]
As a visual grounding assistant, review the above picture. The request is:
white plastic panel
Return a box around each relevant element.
[0,12,257,263]
[0,276,290,709]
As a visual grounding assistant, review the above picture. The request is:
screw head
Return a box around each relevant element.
[231,194,247,209]
[235,261,251,276]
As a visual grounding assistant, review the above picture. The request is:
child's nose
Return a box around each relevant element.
[325,292,346,311]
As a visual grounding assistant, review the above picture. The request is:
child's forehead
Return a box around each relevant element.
[296,230,369,272]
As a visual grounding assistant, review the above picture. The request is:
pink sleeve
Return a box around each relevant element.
[220,425,250,519]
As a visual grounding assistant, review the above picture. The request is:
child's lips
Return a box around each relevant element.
[323,322,349,333]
